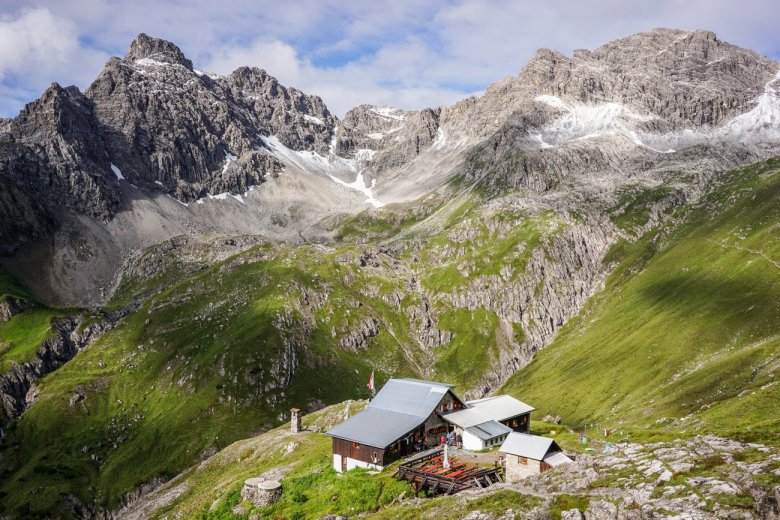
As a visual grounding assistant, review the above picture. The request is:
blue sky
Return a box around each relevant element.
[1,0,779,118]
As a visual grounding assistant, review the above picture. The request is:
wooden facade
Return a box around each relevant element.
[332,437,387,468]
[501,412,530,433]
[331,389,466,469]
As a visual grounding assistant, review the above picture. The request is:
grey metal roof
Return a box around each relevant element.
[326,407,424,448]
[327,378,457,448]
[499,432,560,460]
[466,395,535,421]
[465,420,512,441]
[442,407,490,429]
[543,451,573,467]
[397,377,455,388]
[368,378,455,417]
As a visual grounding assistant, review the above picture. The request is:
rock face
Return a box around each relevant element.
[336,105,411,157]
[438,28,778,142]
[86,34,334,200]
[3,83,120,219]
[1,28,778,306]
[338,316,381,351]
[0,84,119,254]
[0,175,56,256]
[0,33,340,256]
[0,296,35,325]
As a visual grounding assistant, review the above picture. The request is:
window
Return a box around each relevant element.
[372,451,378,463]
[518,456,528,465]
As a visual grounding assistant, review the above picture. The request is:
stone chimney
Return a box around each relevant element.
[290,408,301,433]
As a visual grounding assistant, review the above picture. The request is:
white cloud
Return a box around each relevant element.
[0,7,108,116]
[1,1,779,118]
[203,37,472,116]
[207,40,303,79]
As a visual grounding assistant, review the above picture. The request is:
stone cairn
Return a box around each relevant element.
[290,407,301,433]
[241,478,282,507]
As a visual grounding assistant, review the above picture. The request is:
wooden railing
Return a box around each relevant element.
[394,449,504,495]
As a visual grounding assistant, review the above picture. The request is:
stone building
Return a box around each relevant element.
[499,432,572,482]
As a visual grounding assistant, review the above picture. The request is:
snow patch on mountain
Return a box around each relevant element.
[721,69,780,141]
[260,135,383,207]
[533,95,657,148]
[110,163,124,180]
[222,151,237,174]
[166,194,189,207]
[303,114,325,126]
[533,68,780,153]
[370,106,406,121]
[326,173,383,208]
[432,128,468,151]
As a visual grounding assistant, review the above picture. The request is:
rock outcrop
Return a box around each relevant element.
[0,296,35,325]
[0,311,125,424]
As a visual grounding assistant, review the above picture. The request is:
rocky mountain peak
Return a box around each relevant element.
[28,82,78,111]
[1,27,779,293]
[125,32,193,70]
[228,66,273,85]
[16,83,94,140]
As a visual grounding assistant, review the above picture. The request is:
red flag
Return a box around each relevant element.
[367,370,375,393]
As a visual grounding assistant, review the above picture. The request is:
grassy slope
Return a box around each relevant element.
[0,242,432,516]
[127,402,543,520]
[0,266,63,374]
[0,308,65,372]
[0,193,568,516]
[503,158,780,442]
[150,401,393,520]
[4,155,780,516]
[333,192,560,391]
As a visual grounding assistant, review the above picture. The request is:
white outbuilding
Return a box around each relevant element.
[441,407,512,450]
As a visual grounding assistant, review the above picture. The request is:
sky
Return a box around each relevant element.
[1,0,779,118]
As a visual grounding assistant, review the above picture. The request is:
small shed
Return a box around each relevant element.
[499,432,572,482]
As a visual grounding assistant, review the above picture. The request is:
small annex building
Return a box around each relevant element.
[327,378,466,472]
[440,407,511,450]
[499,432,573,482]
[442,395,535,451]
[466,395,534,432]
